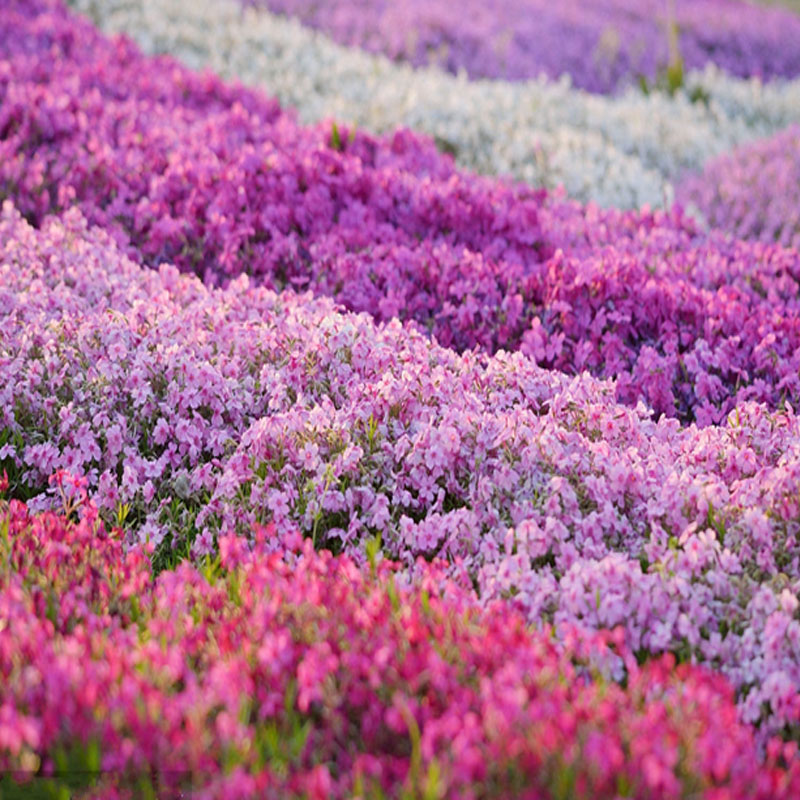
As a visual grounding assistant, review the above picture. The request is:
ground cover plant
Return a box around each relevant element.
[4,1,800,425]
[4,486,800,799]
[4,0,800,796]
[239,0,800,92]
[70,0,800,210]
[4,203,800,744]
[678,124,800,250]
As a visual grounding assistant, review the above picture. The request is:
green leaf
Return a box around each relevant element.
[366,533,382,577]
[330,122,343,152]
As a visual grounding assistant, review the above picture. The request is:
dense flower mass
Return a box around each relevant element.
[4,204,800,738]
[678,124,800,250]
[237,0,800,92]
[70,0,800,210]
[4,3,800,422]
[3,497,800,799]
[5,0,800,793]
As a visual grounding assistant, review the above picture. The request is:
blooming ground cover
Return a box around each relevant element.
[5,2,800,424]
[4,485,800,798]
[239,0,800,92]
[70,0,800,210]
[4,0,800,796]
[678,124,800,250]
[5,200,800,740]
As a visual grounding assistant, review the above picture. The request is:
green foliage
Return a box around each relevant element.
[330,121,343,152]
[366,532,383,577]
[0,740,108,800]
[433,135,458,158]
[636,3,689,98]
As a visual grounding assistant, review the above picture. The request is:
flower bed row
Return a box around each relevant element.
[70,0,800,209]
[3,490,800,799]
[238,0,800,93]
[4,3,800,423]
[3,204,800,737]
[678,124,800,250]
[3,0,800,788]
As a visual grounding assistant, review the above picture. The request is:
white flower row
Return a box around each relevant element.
[69,0,800,210]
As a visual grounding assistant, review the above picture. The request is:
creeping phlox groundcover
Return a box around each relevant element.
[678,124,800,251]
[3,0,800,797]
[239,0,800,92]
[4,1,800,424]
[66,0,800,212]
[3,477,800,799]
[5,196,800,745]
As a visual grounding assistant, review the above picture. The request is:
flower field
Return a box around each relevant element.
[70,0,800,209]
[238,0,800,91]
[678,124,800,250]
[3,0,800,797]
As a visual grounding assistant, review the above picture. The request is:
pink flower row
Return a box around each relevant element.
[3,1,800,421]
[678,124,800,252]
[3,203,800,736]
[2,491,799,799]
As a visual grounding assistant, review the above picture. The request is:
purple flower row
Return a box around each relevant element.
[3,489,799,799]
[3,202,800,736]
[240,0,800,92]
[678,124,800,251]
[3,1,800,422]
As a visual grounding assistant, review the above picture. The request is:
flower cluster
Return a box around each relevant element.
[678,124,800,250]
[208,355,800,739]
[3,499,799,799]
[4,4,800,422]
[5,0,800,785]
[4,204,800,735]
[237,0,800,92]
[70,0,800,210]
